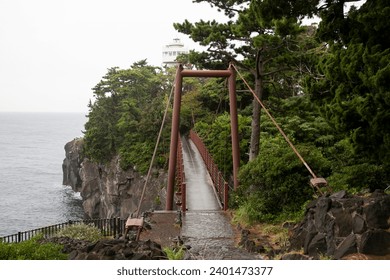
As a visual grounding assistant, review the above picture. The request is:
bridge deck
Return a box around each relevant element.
[181,136,221,211]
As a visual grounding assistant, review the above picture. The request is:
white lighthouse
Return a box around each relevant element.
[162,38,188,67]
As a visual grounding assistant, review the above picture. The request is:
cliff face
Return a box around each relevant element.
[62,139,167,219]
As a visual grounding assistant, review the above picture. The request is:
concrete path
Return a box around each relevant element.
[180,136,260,259]
[181,136,220,211]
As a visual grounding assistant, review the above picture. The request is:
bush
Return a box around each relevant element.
[236,136,331,223]
[0,235,67,260]
[55,224,103,242]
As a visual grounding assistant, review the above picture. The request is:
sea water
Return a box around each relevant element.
[0,112,86,236]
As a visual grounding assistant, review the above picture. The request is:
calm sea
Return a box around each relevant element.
[0,112,86,237]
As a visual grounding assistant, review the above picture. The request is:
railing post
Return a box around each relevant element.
[182,183,186,212]
[224,182,229,211]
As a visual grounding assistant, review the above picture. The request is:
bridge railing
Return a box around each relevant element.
[189,130,229,210]
[175,135,186,212]
[0,218,126,244]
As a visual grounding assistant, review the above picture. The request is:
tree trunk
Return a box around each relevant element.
[249,76,263,161]
[249,52,264,161]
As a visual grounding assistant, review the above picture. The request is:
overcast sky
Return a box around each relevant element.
[0,0,225,113]
[0,0,366,114]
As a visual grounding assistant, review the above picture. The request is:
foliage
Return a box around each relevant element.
[162,246,185,260]
[194,113,251,179]
[0,235,67,260]
[174,0,321,160]
[79,1,390,225]
[83,60,171,173]
[236,134,330,222]
[55,224,103,242]
[306,0,390,189]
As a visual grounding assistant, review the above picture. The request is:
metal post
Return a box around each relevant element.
[228,64,240,190]
[166,65,183,210]
[224,182,229,211]
[182,183,186,212]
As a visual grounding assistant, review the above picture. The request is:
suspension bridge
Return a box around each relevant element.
[125,63,328,259]
[1,64,327,259]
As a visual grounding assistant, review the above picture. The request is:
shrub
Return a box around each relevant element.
[236,136,331,223]
[55,224,103,242]
[0,235,67,260]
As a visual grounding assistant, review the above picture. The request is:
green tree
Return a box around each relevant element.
[174,0,318,160]
[83,60,170,173]
[306,0,390,190]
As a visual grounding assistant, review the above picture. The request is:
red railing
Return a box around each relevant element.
[175,135,186,212]
[189,130,229,210]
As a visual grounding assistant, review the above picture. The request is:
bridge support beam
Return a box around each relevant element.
[166,65,183,211]
[166,64,240,210]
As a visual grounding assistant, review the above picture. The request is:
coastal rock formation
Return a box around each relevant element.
[289,190,390,259]
[62,138,84,193]
[62,139,167,219]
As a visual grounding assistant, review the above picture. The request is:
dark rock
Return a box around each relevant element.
[325,219,336,256]
[330,190,347,200]
[333,210,353,237]
[62,139,168,220]
[62,138,84,192]
[307,233,327,258]
[68,250,78,260]
[360,230,390,255]
[281,253,311,260]
[289,192,390,260]
[363,196,390,229]
[314,197,331,232]
[303,216,317,254]
[289,221,307,251]
[43,237,166,260]
[334,234,357,260]
[352,213,367,234]
[371,189,386,198]
[305,199,318,210]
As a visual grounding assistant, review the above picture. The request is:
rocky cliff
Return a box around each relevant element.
[289,190,390,259]
[62,138,167,219]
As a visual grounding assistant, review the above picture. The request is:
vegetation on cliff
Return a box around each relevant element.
[83,60,172,173]
[82,0,390,223]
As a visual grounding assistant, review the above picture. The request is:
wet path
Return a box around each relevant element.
[180,137,260,259]
[181,136,221,210]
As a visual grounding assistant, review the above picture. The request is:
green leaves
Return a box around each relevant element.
[0,235,67,260]
[83,61,169,172]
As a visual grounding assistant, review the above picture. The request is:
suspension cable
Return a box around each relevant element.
[135,78,175,217]
[231,64,324,194]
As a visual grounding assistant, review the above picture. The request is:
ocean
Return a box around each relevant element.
[0,112,86,237]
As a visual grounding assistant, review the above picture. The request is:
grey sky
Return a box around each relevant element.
[0,0,223,113]
[0,0,365,114]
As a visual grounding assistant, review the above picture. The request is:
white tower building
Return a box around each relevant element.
[162,38,188,67]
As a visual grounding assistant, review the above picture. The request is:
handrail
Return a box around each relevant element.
[176,135,186,212]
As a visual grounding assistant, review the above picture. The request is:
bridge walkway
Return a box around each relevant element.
[179,136,260,259]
